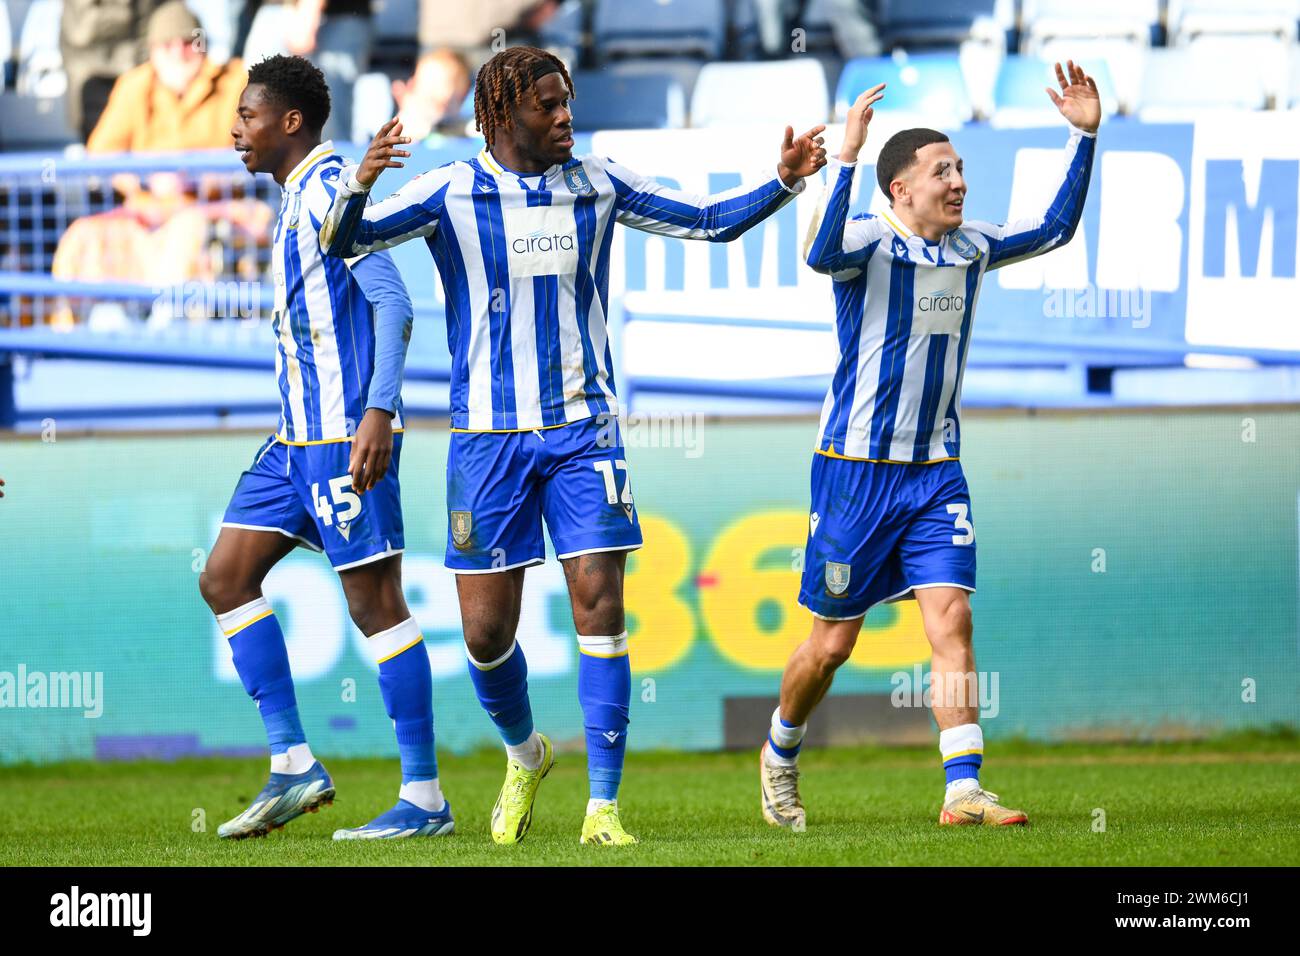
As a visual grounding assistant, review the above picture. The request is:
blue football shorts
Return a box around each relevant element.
[444,415,643,572]
[221,433,405,571]
[798,454,977,620]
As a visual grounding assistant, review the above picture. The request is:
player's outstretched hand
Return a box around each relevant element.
[356,118,412,189]
[1046,61,1101,134]
[778,124,828,185]
[840,83,885,163]
[349,408,394,494]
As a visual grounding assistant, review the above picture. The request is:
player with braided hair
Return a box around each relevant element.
[320,45,827,846]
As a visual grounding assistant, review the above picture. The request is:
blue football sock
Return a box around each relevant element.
[466,639,534,746]
[939,723,983,788]
[367,617,436,784]
[577,632,631,803]
[217,597,305,755]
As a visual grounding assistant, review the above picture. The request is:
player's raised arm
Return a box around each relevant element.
[318,118,451,257]
[969,61,1099,271]
[804,83,887,278]
[602,123,826,242]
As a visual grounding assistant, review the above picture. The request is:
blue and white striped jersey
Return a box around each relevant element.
[271,142,405,444]
[805,127,1095,463]
[320,147,803,431]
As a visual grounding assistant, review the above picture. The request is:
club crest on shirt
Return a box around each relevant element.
[450,511,473,549]
[563,164,596,197]
[948,229,983,261]
[825,561,851,596]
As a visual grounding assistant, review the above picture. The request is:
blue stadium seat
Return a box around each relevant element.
[187,0,235,64]
[607,58,704,103]
[538,0,586,51]
[689,59,828,129]
[875,0,997,49]
[0,5,11,92]
[991,55,1120,127]
[570,71,685,130]
[241,2,292,66]
[1137,47,1267,119]
[374,0,420,43]
[0,91,75,150]
[593,0,726,61]
[836,53,972,126]
[351,72,395,144]
[17,0,62,98]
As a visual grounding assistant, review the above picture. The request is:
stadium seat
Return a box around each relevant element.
[351,72,395,144]
[1167,0,1300,44]
[371,0,419,66]
[16,0,64,98]
[0,4,12,91]
[689,59,828,129]
[0,91,76,150]
[241,2,293,67]
[607,58,704,104]
[593,0,726,61]
[569,70,685,130]
[1021,0,1161,43]
[990,55,1120,128]
[875,0,999,49]
[188,0,235,65]
[835,52,973,127]
[537,0,587,52]
[1185,33,1293,106]
[1137,47,1267,120]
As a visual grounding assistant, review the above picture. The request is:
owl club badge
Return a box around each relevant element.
[450,511,473,550]
[564,165,596,197]
[948,229,983,261]
[825,561,851,597]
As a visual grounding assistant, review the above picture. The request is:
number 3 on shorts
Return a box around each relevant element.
[947,502,975,545]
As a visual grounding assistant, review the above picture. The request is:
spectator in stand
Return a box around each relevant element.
[389,48,472,142]
[87,2,247,153]
[60,0,166,141]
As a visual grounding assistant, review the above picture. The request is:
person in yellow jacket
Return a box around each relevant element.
[87,2,245,153]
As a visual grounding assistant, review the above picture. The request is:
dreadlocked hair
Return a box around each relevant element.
[474,46,574,149]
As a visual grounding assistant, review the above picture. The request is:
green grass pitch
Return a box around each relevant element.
[2,734,1296,866]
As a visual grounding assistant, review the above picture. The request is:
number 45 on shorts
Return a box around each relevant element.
[313,476,362,533]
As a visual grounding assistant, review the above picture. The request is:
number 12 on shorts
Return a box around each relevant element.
[947,502,975,545]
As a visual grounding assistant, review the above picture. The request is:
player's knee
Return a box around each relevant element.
[814,633,856,671]
[926,596,973,648]
[198,565,235,613]
[572,589,624,636]
[462,620,515,663]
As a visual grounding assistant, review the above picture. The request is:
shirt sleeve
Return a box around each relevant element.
[318,162,457,257]
[601,156,805,242]
[348,250,415,415]
[802,157,888,281]
[964,127,1096,271]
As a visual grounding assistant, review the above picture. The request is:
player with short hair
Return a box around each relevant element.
[202,54,452,841]
[320,45,828,845]
[761,62,1100,830]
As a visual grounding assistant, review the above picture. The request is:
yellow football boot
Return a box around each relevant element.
[580,802,638,845]
[490,733,554,844]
